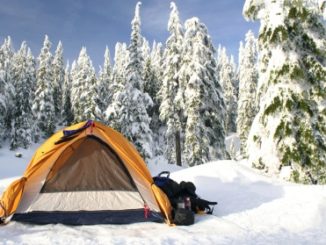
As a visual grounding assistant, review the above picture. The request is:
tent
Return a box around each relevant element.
[0,121,172,225]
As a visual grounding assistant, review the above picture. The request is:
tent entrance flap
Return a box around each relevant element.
[41,136,137,193]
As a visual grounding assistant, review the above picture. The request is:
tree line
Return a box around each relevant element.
[0,2,245,166]
[1,1,325,184]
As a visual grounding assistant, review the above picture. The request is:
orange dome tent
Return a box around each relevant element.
[0,121,172,225]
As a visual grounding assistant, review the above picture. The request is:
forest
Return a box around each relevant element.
[0,1,325,184]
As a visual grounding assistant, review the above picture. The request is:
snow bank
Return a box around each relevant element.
[0,147,326,244]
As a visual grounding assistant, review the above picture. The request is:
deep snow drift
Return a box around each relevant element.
[0,144,326,244]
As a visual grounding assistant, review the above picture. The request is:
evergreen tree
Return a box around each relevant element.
[52,41,65,119]
[141,38,150,77]
[159,2,184,165]
[111,42,129,97]
[181,17,227,166]
[97,46,112,122]
[0,37,15,144]
[216,44,224,81]
[219,47,238,134]
[26,48,37,101]
[237,30,258,156]
[143,43,162,155]
[244,0,326,183]
[230,55,239,100]
[32,35,55,139]
[71,47,99,122]
[151,41,164,87]
[10,42,35,149]
[61,63,74,125]
[106,2,153,159]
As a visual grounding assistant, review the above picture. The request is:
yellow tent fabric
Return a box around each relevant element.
[0,121,172,224]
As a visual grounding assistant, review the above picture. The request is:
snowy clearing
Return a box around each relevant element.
[0,145,326,244]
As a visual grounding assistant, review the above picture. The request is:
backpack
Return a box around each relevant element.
[153,171,181,208]
[153,171,218,215]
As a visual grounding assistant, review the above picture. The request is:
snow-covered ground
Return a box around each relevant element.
[1,141,326,244]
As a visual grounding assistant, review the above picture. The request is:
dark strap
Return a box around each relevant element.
[63,120,93,137]
[158,171,170,178]
[54,135,78,145]
[54,120,93,145]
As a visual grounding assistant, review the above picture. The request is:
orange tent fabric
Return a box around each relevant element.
[0,121,172,225]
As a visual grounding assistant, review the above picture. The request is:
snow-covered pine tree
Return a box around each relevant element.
[0,75,5,146]
[52,41,65,119]
[230,55,239,100]
[0,38,14,146]
[97,46,112,122]
[244,0,326,183]
[110,42,129,98]
[10,42,35,149]
[141,38,150,76]
[0,37,15,144]
[142,42,163,155]
[61,63,74,125]
[71,47,99,122]
[106,2,153,159]
[218,47,238,134]
[181,17,227,166]
[216,44,224,82]
[128,2,145,91]
[159,2,184,165]
[237,30,258,156]
[147,41,165,155]
[26,48,37,101]
[32,35,55,139]
[151,41,164,87]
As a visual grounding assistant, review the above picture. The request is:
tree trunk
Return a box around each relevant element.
[175,130,182,166]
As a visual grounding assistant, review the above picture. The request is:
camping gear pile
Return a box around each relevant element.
[153,171,217,226]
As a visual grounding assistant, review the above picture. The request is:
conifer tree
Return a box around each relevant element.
[0,37,15,146]
[10,42,35,149]
[230,55,239,100]
[237,30,258,156]
[52,41,65,119]
[0,37,15,143]
[216,44,224,81]
[111,42,129,97]
[97,46,112,121]
[142,43,162,155]
[106,2,153,159]
[181,17,227,166]
[219,47,238,134]
[244,0,326,183]
[61,63,74,125]
[32,35,55,139]
[71,47,99,122]
[151,41,164,88]
[141,38,150,78]
[159,2,184,165]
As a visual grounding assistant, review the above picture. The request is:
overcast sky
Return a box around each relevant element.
[0,0,259,70]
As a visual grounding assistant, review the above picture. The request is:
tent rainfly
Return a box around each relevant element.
[0,121,172,225]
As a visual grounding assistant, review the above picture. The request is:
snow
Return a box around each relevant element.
[1,142,326,244]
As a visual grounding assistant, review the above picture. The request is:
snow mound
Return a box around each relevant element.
[0,157,326,244]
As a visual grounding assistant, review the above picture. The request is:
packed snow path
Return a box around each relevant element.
[1,156,326,244]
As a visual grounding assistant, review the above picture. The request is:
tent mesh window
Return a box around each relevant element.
[41,136,137,192]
